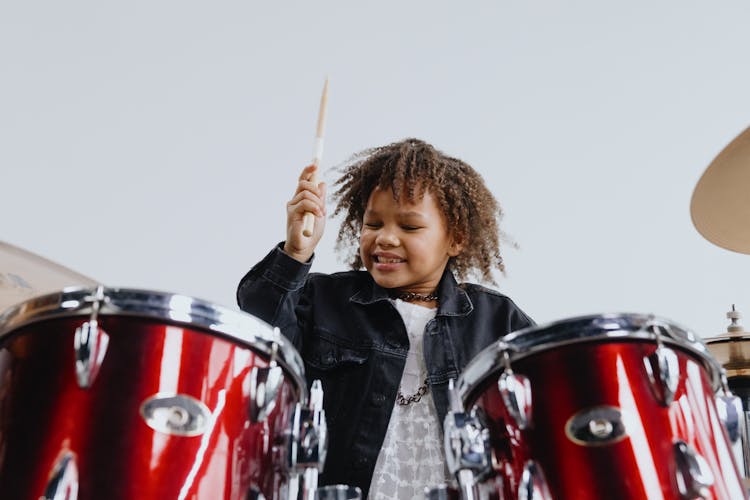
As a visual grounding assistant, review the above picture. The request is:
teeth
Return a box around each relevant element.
[377,257,403,264]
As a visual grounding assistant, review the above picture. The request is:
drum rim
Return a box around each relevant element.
[457,312,722,406]
[0,285,309,403]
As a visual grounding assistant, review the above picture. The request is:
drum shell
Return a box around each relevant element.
[465,337,745,500]
[0,314,299,499]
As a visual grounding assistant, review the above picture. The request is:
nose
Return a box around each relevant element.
[375,227,399,247]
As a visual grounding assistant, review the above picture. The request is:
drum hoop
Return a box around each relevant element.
[0,285,309,403]
[457,312,722,406]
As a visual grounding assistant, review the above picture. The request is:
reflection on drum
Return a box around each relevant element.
[0,286,330,499]
[439,314,747,500]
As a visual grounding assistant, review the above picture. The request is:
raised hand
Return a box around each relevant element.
[283,164,326,263]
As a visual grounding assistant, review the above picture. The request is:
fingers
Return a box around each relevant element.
[290,165,326,214]
[298,164,320,183]
[288,184,326,216]
[294,179,326,200]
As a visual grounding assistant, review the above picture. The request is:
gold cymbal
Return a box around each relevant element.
[691,126,750,254]
[705,333,750,378]
[0,241,97,313]
[705,305,750,377]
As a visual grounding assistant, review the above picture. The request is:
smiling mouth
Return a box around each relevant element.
[374,256,405,264]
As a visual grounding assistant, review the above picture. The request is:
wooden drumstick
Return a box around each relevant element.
[302,77,329,237]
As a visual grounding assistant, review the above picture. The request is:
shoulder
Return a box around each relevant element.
[459,282,518,304]
[305,269,371,289]
[459,282,536,328]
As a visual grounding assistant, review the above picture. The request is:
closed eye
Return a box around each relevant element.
[401,225,421,231]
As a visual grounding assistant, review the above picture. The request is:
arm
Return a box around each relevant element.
[236,243,313,347]
[236,164,327,346]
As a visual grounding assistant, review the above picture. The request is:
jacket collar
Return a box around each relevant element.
[350,268,473,317]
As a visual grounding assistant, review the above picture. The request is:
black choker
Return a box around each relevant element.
[395,291,439,302]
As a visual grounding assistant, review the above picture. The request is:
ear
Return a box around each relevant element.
[448,232,464,257]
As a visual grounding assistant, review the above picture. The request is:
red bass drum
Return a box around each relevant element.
[0,286,308,499]
[456,313,747,500]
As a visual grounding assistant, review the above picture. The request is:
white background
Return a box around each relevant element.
[2,2,750,338]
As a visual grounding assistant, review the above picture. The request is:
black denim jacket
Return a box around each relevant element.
[236,245,534,497]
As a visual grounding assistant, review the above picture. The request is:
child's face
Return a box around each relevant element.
[359,186,462,294]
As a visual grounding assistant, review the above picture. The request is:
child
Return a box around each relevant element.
[237,138,534,499]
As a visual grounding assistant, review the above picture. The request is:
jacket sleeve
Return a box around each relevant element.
[236,243,313,347]
[509,302,536,333]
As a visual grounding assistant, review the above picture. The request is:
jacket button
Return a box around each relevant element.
[371,392,386,406]
[354,456,368,468]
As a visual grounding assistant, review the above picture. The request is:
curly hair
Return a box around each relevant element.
[332,138,507,284]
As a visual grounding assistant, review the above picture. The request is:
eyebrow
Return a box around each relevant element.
[399,211,427,219]
[363,209,426,219]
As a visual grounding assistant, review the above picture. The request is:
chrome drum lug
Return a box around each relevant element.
[73,285,110,389]
[73,320,109,389]
[248,365,284,422]
[518,460,552,500]
[498,371,533,430]
[643,346,680,406]
[249,333,284,423]
[673,441,714,499]
[715,372,750,476]
[42,452,78,500]
[716,391,744,444]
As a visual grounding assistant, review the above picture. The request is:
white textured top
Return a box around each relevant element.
[369,299,450,499]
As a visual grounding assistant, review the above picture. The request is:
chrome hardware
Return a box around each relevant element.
[73,285,109,389]
[674,441,714,499]
[518,461,552,500]
[565,406,627,446]
[424,484,459,500]
[289,379,328,500]
[444,379,491,500]
[315,484,362,499]
[497,342,532,429]
[642,321,680,406]
[716,373,744,444]
[43,452,78,500]
[140,393,211,436]
[249,335,284,422]
[589,419,613,438]
[715,371,749,476]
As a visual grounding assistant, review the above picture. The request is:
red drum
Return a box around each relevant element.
[456,314,747,500]
[0,286,308,499]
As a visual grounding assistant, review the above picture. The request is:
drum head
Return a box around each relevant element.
[457,313,721,406]
[0,286,308,402]
[0,241,97,313]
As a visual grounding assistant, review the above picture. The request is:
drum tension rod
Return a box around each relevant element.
[496,341,533,430]
[248,328,284,423]
[73,285,110,389]
[444,379,491,500]
[641,319,680,407]
[288,379,327,500]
